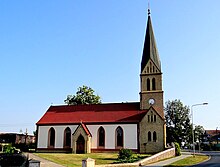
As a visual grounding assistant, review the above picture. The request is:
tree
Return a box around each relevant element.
[165,99,192,146]
[64,85,101,105]
[194,125,205,142]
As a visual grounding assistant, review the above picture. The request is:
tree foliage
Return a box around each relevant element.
[64,85,101,105]
[165,99,192,145]
[194,125,205,142]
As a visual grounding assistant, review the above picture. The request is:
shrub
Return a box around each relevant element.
[3,144,16,154]
[118,148,133,161]
[174,142,181,156]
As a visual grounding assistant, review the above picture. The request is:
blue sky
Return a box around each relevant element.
[0,1,219,134]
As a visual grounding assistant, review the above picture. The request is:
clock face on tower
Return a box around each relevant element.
[148,98,155,105]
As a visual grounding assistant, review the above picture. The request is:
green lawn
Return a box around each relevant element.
[165,155,209,167]
[34,153,150,167]
[34,153,117,167]
[34,153,209,167]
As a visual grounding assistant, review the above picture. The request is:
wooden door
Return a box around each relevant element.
[76,135,85,154]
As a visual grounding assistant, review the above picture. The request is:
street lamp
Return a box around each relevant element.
[191,102,208,157]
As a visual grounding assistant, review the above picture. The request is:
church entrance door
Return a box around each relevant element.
[76,135,85,154]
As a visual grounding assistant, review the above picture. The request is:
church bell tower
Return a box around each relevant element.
[140,9,164,118]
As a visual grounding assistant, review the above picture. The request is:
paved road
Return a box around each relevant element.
[190,151,220,167]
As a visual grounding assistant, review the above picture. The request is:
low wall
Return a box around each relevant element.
[137,147,175,166]
[83,148,175,167]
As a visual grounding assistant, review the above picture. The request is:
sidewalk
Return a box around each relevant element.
[144,152,192,167]
[25,153,64,167]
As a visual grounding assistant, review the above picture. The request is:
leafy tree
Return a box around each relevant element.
[165,99,192,146]
[194,125,205,142]
[64,85,101,105]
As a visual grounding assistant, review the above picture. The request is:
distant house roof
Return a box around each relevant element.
[36,102,148,125]
[205,130,220,136]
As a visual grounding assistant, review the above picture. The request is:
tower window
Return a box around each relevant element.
[154,115,156,122]
[151,115,153,122]
[147,78,150,91]
[153,131,157,142]
[148,115,150,122]
[148,131,151,142]
[152,78,156,90]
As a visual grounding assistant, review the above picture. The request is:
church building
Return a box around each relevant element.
[36,9,166,154]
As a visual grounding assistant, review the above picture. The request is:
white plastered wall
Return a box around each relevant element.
[37,125,78,148]
[38,124,137,150]
[87,124,138,149]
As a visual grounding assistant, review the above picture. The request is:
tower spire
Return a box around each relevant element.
[148,1,151,16]
[141,9,161,73]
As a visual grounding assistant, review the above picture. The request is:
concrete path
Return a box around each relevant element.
[25,153,65,167]
[144,152,192,167]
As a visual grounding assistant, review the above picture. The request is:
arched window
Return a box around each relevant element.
[153,131,157,142]
[151,115,153,122]
[152,78,156,90]
[98,126,105,147]
[148,131,151,142]
[64,127,71,147]
[147,78,150,91]
[116,126,123,147]
[48,127,55,147]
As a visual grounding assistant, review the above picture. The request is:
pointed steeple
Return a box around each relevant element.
[141,9,161,73]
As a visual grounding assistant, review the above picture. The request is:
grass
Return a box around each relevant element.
[34,153,117,167]
[34,153,150,167]
[34,153,209,167]
[165,155,209,167]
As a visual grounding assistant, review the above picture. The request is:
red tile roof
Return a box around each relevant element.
[81,123,92,136]
[206,130,220,136]
[36,102,148,125]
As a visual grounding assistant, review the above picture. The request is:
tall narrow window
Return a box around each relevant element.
[48,127,55,147]
[148,131,151,142]
[64,127,71,147]
[154,115,156,122]
[147,78,150,91]
[151,115,153,122]
[116,126,123,147]
[153,131,157,142]
[98,126,105,147]
[152,78,156,90]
